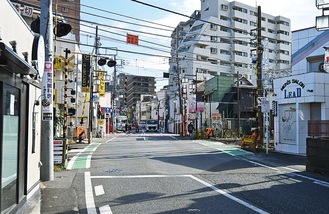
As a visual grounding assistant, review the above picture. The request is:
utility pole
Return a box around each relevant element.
[88,26,99,143]
[113,54,117,130]
[40,0,54,181]
[237,71,240,137]
[256,6,264,145]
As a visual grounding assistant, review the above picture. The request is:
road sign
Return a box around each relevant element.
[257,97,266,107]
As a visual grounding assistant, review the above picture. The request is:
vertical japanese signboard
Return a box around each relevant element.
[42,62,53,121]
[98,70,106,97]
[82,54,90,92]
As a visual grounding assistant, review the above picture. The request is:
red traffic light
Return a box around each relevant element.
[53,23,72,37]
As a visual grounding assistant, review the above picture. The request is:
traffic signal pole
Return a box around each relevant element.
[40,0,54,181]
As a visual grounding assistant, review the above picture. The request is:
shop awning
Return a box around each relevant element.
[0,42,37,75]
[216,92,235,112]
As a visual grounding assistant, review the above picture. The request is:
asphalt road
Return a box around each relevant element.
[39,132,329,214]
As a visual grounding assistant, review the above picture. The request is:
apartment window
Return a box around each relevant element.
[268,29,276,34]
[250,10,257,16]
[210,47,218,54]
[190,24,204,32]
[277,30,289,36]
[63,0,75,2]
[208,59,218,64]
[220,26,230,33]
[233,17,247,24]
[250,21,257,27]
[210,24,218,30]
[220,49,231,55]
[278,50,289,55]
[220,38,230,44]
[277,40,290,45]
[277,20,290,26]
[269,39,277,44]
[220,15,230,21]
[233,40,248,46]
[210,36,218,42]
[268,19,276,24]
[62,7,69,12]
[220,61,231,66]
[233,6,247,14]
[233,28,248,35]
[221,4,228,11]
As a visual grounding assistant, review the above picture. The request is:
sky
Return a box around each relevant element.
[80,0,321,91]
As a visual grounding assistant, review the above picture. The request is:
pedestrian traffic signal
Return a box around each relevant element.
[53,23,72,37]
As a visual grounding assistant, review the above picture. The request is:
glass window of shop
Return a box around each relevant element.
[1,83,20,211]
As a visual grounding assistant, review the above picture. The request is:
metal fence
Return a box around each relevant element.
[308,120,329,137]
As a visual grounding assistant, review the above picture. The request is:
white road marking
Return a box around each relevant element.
[188,175,269,214]
[86,155,92,168]
[247,160,280,171]
[85,172,97,214]
[91,174,190,179]
[246,160,329,189]
[68,149,85,153]
[99,205,113,214]
[90,174,267,213]
[94,185,105,196]
[105,137,117,143]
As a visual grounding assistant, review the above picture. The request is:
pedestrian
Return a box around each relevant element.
[188,121,195,140]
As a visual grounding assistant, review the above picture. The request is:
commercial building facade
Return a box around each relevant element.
[273,27,329,155]
[0,0,42,212]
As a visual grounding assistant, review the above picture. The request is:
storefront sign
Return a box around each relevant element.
[82,54,90,92]
[280,79,305,99]
[53,140,63,164]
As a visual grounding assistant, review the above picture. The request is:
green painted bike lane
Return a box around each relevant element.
[68,143,101,170]
[196,141,252,156]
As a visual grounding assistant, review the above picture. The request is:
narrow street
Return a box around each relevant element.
[39,133,329,214]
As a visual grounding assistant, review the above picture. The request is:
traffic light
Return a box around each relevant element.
[53,23,72,37]
[98,58,107,66]
[68,108,76,116]
[31,17,40,33]
[107,60,117,67]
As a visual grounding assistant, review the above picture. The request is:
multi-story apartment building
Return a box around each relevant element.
[169,0,292,131]
[118,73,156,109]
[12,0,81,42]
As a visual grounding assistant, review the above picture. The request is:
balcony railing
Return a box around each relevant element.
[308,120,329,137]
